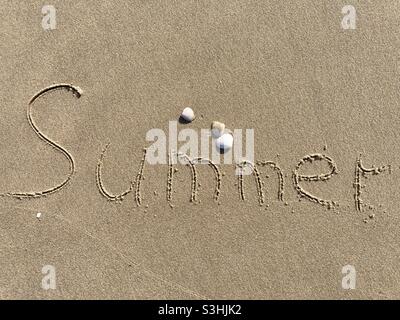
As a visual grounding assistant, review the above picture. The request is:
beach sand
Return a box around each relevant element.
[1,0,400,299]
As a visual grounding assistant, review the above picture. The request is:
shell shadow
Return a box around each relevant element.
[179,116,192,124]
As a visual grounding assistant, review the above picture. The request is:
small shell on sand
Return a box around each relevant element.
[211,121,225,138]
[36,212,42,219]
[215,132,233,152]
[180,107,195,122]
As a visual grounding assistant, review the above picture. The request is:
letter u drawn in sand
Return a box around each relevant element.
[96,144,147,206]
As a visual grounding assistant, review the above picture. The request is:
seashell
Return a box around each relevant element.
[180,107,195,123]
[211,121,225,138]
[36,212,42,219]
[215,132,233,152]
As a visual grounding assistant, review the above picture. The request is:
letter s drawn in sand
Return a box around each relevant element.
[0,84,82,199]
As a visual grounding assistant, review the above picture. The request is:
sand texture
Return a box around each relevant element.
[1,0,400,299]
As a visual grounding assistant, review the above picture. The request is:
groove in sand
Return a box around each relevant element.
[135,148,147,206]
[96,144,147,206]
[256,160,285,202]
[96,143,134,202]
[293,153,338,209]
[354,155,388,212]
[237,160,264,205]
[0,83,82,199]
[167,152,221,205]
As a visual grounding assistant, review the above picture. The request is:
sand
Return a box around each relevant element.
[1,0,400,299]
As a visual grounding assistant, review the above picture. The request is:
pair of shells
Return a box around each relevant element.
[212,121,233,152]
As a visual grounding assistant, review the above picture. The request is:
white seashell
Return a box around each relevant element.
[211,121,225,138]
[36,212,42,219]
[180,107,195,122]
[215,132,233,152]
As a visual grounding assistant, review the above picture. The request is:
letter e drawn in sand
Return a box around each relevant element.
[0,83,82,199]
[293,153,338,209]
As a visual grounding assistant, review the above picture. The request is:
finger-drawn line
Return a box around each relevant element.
[167,152,221,204]
[354,155,388,212]
[293,153,338,208]
[96,144,147,206]
[167,151,174,203]
[135,148,147,207]
[0,84,82,199]
[96,143,134,202]
[236,160,264,205]
[173,152,198,203]
[192,157,221,202]
[354,157,361,212]
[256,160,284,201]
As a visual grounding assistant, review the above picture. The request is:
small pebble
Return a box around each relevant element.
[180,107,195,122]
[36,212,42,220]
[211,121,225,138]
[215,132,233,152]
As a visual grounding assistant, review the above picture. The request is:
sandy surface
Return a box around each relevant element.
[1,0,400,299]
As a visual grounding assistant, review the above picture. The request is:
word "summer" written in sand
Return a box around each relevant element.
[0,84,390,213]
